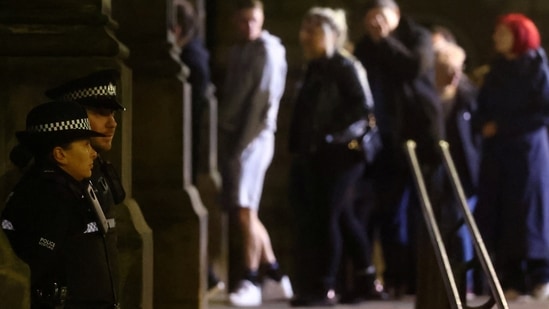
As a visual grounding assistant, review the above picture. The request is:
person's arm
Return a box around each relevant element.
[235,36,287,152]
[181,39,211,104]
[498,59,549,136]
[326,55,373,143]
[375,20,434,81]
[2,191,70,306]
[479,51,549,138]
[219,46,250,134]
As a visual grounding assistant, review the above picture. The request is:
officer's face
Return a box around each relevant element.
[54,139,97,181]
[86,107,118,152]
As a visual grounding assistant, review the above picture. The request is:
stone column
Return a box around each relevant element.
[113,1,208,308]
[196,87,227,285]
[0,1,152,308]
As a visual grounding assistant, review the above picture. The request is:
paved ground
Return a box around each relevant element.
[209,295,549,309]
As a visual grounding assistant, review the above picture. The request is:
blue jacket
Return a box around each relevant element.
[445,78,481,197]
[474,48,549,260]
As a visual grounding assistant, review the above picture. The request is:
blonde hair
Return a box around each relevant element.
[434,41,466,71]
[434,41,466,96]
[304,7,348,49]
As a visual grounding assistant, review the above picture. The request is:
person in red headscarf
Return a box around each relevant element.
[473,13,549,301]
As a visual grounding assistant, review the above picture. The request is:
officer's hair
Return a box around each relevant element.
[10,139,73,170]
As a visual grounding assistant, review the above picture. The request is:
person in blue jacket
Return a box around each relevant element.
[473,13,549,301]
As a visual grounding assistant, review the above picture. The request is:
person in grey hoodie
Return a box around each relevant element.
[218,0,292,306]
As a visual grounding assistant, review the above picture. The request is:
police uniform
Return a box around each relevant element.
[1,101,119,308]
[2,166,118,308]
[45,69,127,307]
[89,156,125,305]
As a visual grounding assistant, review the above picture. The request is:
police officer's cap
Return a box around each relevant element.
[16,101,105,150]
[45,69,125,111]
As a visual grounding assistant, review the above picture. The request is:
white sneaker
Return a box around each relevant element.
[532,282,549,301]
[262,275,294,301]
[229,280,262,307]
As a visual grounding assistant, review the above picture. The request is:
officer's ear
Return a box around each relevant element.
[52,146,68,165]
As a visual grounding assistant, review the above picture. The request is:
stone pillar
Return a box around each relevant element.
[0,1,152,308]
[113,1,208,308]
[196,87,227,285]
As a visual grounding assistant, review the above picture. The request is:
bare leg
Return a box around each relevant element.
[255,214,276,265]
[238,208,277,270]
[234,208,293,303]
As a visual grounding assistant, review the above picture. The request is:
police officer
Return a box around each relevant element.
[45,69,127,308]
[45,69,126,206]
[2,101,118,308]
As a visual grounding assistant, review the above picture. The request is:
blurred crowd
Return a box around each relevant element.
[205,0,549,307]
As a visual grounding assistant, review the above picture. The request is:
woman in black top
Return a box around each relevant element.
[288,7,379,306]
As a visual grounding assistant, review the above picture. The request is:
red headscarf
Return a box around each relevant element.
[497,13,540,55]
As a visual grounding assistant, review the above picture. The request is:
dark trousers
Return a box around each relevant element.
[498,258,549,292]
[290,152,369,296]
[372,164,416,293]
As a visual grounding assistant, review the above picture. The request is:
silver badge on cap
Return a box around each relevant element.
[107,83,116,96]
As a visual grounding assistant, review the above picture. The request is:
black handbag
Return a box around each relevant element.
[347,114,383,164]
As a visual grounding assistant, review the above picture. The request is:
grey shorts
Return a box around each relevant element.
[221,130,275,210]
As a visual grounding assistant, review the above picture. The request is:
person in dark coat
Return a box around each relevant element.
[1,101,118,308]
[171,0,226,296]
[353,0,443,299]
[288,6,378,306]
[434,42,479,200]
[172,0,212,186]
[473,13,549,301]
[433,39,481,299]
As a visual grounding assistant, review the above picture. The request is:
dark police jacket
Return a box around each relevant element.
[1,164,117,308]
[90,155,126,306]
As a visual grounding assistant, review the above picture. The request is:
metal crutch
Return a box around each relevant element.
[405,140,463,309]
[438,140,508,309]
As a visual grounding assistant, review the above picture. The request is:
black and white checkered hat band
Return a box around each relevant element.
[60,83,116,101]
[28,118,92,133]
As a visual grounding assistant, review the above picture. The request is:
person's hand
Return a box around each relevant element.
[482,121,498,138]
[364,8,399,43]
[364,12,385,42]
